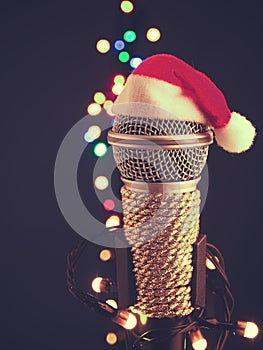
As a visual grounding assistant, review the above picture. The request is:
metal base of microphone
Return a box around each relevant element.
[121,176,201,194]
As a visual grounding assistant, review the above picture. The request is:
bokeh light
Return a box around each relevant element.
[87,102,102,116]
[146,27,161,42]
[112,83,124,95]
[94,175,109,190]
[114,74,126,85]
[93,142,108,157]
[106,332,118,345]
[84,125,101,143]
[99,249,112,262]
[103,100,114,116]
[118,51,130,63]
[140,314,148,326]
[106,299,118,309]
[130,57,143,69]
[123,30,136,43]
[94,92,106,104]
[105,215,121,228]
[120,1,134,13]
[104,199,115,211]
[96,39,111,54]
[114,40,125,51]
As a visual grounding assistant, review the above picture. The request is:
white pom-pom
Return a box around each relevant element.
[214,112,256,153]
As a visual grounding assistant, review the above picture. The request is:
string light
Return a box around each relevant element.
[84,125,101,143]
[106,332,118,345]
[104,199,115,211]
[106,299,118,309]
[189,330,207,350]
[96,39,110,54]
[236,321,259,339]
[113,310,137,330]
[123,30,136,43]
[146,27,161,42]
[112,83,124,95]
[94,91,106,104]
[93,142,108,157]
[87,102,102,116]
[94,175,109,190]
[114,40,125,51]
[91,277,104,293]
[130,57,143,69]
[114,75,126,85]
[99,249,113,262]
[118,51,130,63]
[91,277,115,293]
[120,1,134,13]
[105,215,121,228]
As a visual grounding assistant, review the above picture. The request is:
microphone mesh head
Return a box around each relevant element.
[112,115,209,182]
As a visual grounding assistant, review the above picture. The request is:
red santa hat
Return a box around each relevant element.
[112,54,256,153]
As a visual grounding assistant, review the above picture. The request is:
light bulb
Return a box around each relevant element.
[113,310,137,330]
[189,330,207,350]
[236,321,259,339]
[91,277,103,293]
[106,299,118,309]
[91,277,113,293]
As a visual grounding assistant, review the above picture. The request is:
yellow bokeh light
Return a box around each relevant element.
[94,92,106,104]
[146,27,161,42]
[120,1,134,13]
[112,83,124,96]
[96,39,110,54]
[87,102,102,116]
[114,75,126,85]
[105,215,121,228]
[84,125,101,143]
[94,176,109,190]
[106,299,118,309]
[103,99,113,110]
[99,249,112,262]
[106,332,118,345]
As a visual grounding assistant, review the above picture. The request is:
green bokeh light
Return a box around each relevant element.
[93,142,108,157]
[118,51,130,63]
[123,30,136,43]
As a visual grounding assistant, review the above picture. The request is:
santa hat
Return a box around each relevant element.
[112,54,256,153]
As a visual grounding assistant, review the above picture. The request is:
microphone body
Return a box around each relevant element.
[108,113,213,344]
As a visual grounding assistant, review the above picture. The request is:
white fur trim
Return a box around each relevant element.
[214,112,256,153]
[113,74,206,123]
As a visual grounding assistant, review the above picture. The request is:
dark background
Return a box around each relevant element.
[2,0,263,349]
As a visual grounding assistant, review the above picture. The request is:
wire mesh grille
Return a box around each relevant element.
[112,115,209,135]
[112,116,209,182]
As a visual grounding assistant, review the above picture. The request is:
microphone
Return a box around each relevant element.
[108,113,213,319]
